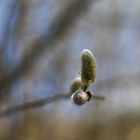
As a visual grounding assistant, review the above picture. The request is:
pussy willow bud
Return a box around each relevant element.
[70,77,84,95]
[71,90,92,105]
[81,49,96,87]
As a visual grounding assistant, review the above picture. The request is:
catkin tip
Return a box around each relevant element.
[82,49,93,56]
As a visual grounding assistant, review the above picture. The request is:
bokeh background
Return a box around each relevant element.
[0,0,140,139]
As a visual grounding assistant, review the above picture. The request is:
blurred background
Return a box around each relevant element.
[0,0,140,139]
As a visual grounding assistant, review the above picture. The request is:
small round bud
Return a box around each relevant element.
[81,49,96,87]
[71,90,90,105]
[70,77,84,94]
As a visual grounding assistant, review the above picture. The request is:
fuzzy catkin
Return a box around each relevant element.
[70,77,84,95]
[81,49,96,87]
[71,90,89,105]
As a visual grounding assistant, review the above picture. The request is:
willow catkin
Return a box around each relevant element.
[71,90,90,105]
[81,49,96,88]
[70,77,84,95]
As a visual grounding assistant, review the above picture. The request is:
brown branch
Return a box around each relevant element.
[93,95,105,100]
[0,94,70,118]
[0,93,104,118]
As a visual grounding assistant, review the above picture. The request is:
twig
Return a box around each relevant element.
[0,93,105,118]
[93,95,105,100]
[0,94,70,118]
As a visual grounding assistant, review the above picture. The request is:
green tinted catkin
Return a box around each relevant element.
[81,49,96,88]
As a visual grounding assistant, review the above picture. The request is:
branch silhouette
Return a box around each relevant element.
[0,93,104,118]
[0,94,70,118]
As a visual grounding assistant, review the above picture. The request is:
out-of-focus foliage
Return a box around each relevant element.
[0,0,140,140]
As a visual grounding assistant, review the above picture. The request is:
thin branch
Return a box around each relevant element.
[0,93,104,118]
[0,94,70,118]
[93,95,105,100]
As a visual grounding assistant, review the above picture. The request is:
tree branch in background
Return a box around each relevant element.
[0,0,18,49]
[0,0,18,78]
